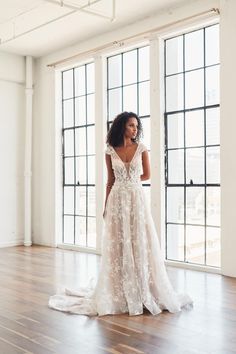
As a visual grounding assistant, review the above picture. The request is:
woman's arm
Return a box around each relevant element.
[140,150,150,181]
[103,153,115,217]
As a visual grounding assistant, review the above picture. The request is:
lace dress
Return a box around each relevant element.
[48,141,193,316]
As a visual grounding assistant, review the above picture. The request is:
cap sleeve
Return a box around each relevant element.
[140,142,148,153]
[105,145,112,155]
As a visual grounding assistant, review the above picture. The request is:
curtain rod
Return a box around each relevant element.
[47,7,220,68]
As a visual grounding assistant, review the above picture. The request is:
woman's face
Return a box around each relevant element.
[124,117,138,140]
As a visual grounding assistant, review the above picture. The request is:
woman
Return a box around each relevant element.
[48,111,193,316]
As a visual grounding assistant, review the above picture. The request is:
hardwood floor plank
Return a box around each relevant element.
[0,337,27,354]
[0,245,235,354]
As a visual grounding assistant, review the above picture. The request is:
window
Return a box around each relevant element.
[107,46,151,200]
[62,62,96,248]
[164,24,220,267]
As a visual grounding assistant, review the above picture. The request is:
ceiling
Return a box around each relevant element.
[0,0,192,57]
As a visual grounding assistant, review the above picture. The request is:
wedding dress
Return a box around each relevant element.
[48,141,193,316]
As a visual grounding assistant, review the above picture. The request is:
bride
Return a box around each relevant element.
[48,111,193,316]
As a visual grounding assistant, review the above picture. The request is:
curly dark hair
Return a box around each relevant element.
[106,111,143,147]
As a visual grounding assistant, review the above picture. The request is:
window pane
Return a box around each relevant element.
[64,215,74,244]
[107,121,113,131]
[75,127,86,156]
[166,74,183,112]
[75,66,85,96]
[206,24,219,66]
[185,69,204,109]
[123,84,137,112]
[168,150,184,184]
[64,186,74,215]
[76,156,86,185]
[75,96,86,126]
[138,46,150,81]
[108,54,121,89]
[76,186,86,216]
[87,125,95,155]
[123,50,137,85]
[64,129,74,156]
[186,225,205,264]
[88,156,95,184]
[63,69,73,99]
[75,216,86,246]
[88,186,96,216]
[206,187,220,226]
[186,187,204,225]
[167,113,184,149]
[141,118,150,150]
[138,81,150,116]
[87,63,94,94]
[185,29,204,70]
[108,88,122,120]
[167,187,184,223]
[87,94,95,124]
[206,65,220,106]
[206,146,220,184]
[166,36,183,75]
[65,157,74,185]
[88,217,96,248]
[186,148,204,184]
[63,99,74,128]
[167,224,184,261]
[206,108,220,145]
[185,110,204,147]
[206,227,220,267]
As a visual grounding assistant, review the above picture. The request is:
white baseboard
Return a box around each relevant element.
[32,241,57,247]
[0,239,57,248]
[164,259,222,274]
[57,244,101,255]
[0,239,24,248]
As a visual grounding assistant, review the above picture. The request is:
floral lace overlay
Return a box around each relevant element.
[48,141,193,316]
[105,142,144,184]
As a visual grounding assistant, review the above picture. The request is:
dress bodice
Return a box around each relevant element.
[105,142,148,184]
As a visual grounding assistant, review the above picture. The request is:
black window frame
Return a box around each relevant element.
[62,62,96,247]
[164,23,220,267]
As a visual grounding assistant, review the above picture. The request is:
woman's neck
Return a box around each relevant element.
[122,139,135,147]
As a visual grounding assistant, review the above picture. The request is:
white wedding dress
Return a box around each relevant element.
[48,141,193,316]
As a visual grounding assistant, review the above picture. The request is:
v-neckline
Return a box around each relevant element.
[111,142,139,166]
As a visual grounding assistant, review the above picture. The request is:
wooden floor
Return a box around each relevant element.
[0,246,235,354]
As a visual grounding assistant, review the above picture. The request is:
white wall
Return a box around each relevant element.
[219,0,236,278]
[0,51,25,247]
[33,0,236,277]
